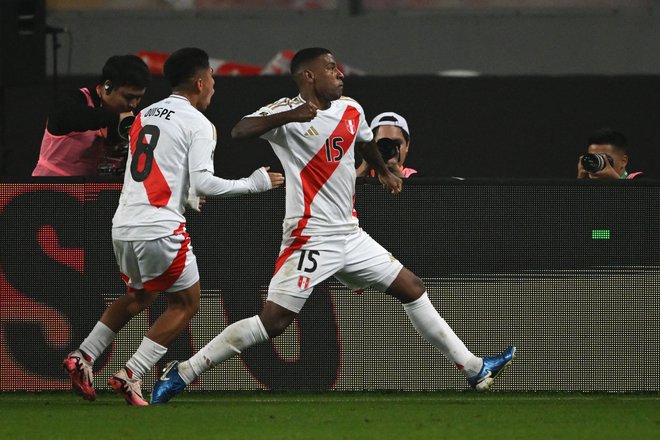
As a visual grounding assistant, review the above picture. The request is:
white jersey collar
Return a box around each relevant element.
[297,94,334,111]
[169,94,191,104]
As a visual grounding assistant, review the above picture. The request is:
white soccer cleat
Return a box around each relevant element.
[108,368,149,406]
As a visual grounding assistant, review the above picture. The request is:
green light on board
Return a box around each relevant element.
[592,229,610,239]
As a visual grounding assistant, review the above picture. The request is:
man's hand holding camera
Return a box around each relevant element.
[577,153,619,179]
[372,138,402,193]
[377,138,405,178]
[356,139,402,194]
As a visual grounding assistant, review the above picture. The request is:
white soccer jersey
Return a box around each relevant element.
[247,95,373,237]
[113,94,216,240]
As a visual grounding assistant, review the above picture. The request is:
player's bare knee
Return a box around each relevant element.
[260,316,289,338]
[386,268,425,303]
[183,300,200,317]
[259,300,297,338]
[163,296,198,322]
[184,294,201,314]
[169,296,199,317]
[409,272,425,294]
[259,312,295,338]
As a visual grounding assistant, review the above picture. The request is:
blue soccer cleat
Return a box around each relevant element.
[151,360,187,404]
[467,345,516,391]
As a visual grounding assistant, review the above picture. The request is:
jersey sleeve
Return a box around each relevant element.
[242,105,280,143]
[243,97,300,143]
[188,120,217,173]
[190,167,271,198]
[245,105,274,118]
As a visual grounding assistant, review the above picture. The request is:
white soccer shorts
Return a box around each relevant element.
[267,228,403,313]
[113,231,199,294]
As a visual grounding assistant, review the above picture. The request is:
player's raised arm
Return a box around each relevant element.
[231,101,318,139]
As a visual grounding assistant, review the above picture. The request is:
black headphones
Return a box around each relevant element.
[104,81,112,95]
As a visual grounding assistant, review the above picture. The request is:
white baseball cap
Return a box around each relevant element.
[370,112,410,137]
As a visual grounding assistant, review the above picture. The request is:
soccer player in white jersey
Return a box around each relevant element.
[151,48,515,403]
[62,48,284,405]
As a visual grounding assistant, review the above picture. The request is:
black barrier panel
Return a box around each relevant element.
[8,75,660,179]
[0,181,658,392]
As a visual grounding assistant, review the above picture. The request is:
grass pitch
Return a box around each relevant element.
[0,392,657,439]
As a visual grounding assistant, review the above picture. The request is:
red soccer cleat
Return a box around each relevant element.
[62,350,96,401]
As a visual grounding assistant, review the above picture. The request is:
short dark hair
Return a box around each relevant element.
[588,128,628,153]
[290,47,332,75]
[101,55,150,90]
[373,116,410,143]
[163,47,210,90]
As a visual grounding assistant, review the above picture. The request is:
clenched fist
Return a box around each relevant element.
[287,102,318,123]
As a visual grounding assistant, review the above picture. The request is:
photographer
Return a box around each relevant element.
[357,112,417,179]
[32,55,150,177]
[577,128,643,180]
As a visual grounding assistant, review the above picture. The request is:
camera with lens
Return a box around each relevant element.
[98,115,134,176]
[118,115,135,141]
[376,138,400,161]
[581,153,614,173]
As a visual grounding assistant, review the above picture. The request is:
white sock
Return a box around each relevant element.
[125,337,168,380]
[79,321,116,362]
[403,292,483,377]
[178,316,268,385]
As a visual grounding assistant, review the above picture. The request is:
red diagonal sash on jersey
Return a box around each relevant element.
[129,113,172,207]
[273,105,360,275]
